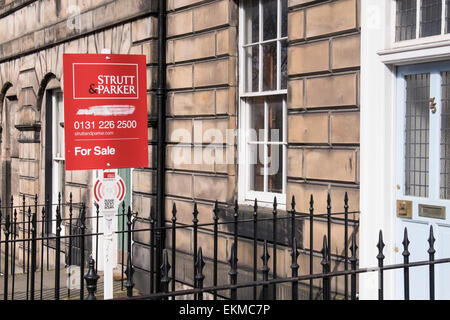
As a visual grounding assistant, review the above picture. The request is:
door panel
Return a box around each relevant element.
[395,220,429,300]
[396,62,450,300]
[435,224,450,299]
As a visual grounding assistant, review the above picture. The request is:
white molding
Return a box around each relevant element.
[360,0,397,300]
[379,40,450,65]
[240,90,287,98]
[416,0,420,39]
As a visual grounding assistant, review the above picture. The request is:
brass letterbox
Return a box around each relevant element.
[419,204,446,220]
[397,200,412,219]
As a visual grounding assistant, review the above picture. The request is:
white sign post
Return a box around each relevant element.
[94,169,126,299]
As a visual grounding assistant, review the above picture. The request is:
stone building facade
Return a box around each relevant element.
[0,0,360,298]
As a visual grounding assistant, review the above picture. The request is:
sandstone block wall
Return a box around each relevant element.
[0,0,361,298]
[0,0,159,271]
[287,0,360,263]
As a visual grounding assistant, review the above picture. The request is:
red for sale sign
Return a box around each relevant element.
[63,54,148,170]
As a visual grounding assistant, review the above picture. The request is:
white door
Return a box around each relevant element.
[396,61,450,300]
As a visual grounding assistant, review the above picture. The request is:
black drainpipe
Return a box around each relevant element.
[155,0,167,293]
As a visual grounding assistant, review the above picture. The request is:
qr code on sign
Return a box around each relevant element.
[105,199,114,209]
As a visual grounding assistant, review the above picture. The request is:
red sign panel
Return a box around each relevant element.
[63,54,148,170]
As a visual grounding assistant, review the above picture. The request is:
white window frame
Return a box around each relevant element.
[238,0,288,209]
[391,0,450,48]
[379,1,450,65]
[51,90,65,234]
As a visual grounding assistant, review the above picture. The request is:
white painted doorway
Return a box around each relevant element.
[395,61,450,299]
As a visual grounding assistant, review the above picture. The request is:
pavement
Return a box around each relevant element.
[0,266,132,300]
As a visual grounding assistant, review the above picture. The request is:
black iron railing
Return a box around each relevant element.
[0,194,133,300]
[127,194,354,301]
[0,192,446,300]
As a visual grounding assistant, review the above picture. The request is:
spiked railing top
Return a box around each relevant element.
[213,201,219,221]
[377,230,385,261]
[309,194,314,212]
[402,228,410,258]
[80,204,86,228]
[253,198,258,216]
[172,203,177,222]
[127,206,133,226]
[228,243,238,275]
[56,206,62,231]
[161,249,171,281]
[428,225,436,256]
[321,236,329,268]
[261,241,270,273]
[195,248,206,281]
[234,200,239,218]
[350,233,358,263]
[327,192,331,209]
[344,192,349,209]
[192,202,199,223]
[291,195,296,212]
[69,194,73,217]
[272,197,277,215]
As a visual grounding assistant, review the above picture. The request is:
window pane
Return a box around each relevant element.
[281,40,287,89]
[441,72,450,199]
[420,0,442,37]
[54,91,64,158]
[263,42,277,91]
[396,0,417,41]
[249,97,265,142]
[249,143,264,192]
[268,145,283,193]
[263,0,277,40]
[405,73,430,197]
[447,0,450,32]
[281,0,287,37]
[268,96,283,142]
[245,45,259,92]
[244,0,259,44]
